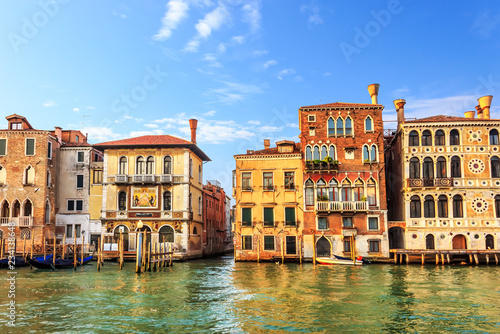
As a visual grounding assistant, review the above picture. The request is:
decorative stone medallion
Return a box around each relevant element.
[471,198,488,213]
[468,158,485,174]
[468,130,482,143]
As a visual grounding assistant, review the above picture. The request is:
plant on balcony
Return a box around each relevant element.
[313,159,322,165]
[361,196,367,202]
[323,156,333,163]
[317,195,328,201]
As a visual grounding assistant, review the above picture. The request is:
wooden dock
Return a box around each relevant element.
[391,249,500,265]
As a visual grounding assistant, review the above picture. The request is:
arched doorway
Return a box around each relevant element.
[136,224,152,246]
[158,225,175,243]
[389,227,405,250]
[316,236,331,257]
[452,234,467,249]
[113,225,129,250]
[425,234,435,250]
[485,234,494,249]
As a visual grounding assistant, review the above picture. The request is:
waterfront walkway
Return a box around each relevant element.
[391,249,500,265]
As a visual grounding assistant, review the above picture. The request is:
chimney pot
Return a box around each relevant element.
[264,139,270,149]
[464,111,475,119]
[478,95,493,119]
[189,119,198,144]
[367,83,380,104]
[393,99,406,125]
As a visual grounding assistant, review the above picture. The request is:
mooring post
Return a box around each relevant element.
[441,254,445,265]
[257,235,260,263]
[421,254,425,265]
[30,234,34,260]
[474,254,479,265]
[169,243,173,267]
[81,234,85,265]
[469,254,473,264]
[0,239,4,259]
[97,237,101,271]
[494,254,498,265]
[73,227,77,270]
[486,254,489,265]
[406,253,409,264]
[447,254,450,264]
[136,232,142,273]
[43,236,46,260]
[62,234,66,259]
[53,236,56,266]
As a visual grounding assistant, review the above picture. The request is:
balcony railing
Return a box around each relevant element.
[133,174,155,183]
[114,174,183,184]
[316,201,368,212]
[407,178,453,188]
[160,174,172,183]
[305,161,340,172]
[115,174,128,183]
[0,216,33,226]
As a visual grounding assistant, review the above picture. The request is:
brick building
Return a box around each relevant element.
[202,180,227,256]
[298,84,389,260]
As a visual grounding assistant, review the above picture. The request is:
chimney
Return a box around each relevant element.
[393,99,406,125]
[264,139,270,149]
[189,119,198,144]
[464,111,475,119]
[475,105,483,119]
[367,83,380,104]
[478,95,493,119]
[54,127,62,145]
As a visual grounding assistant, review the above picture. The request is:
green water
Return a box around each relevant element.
[1,256,499,333]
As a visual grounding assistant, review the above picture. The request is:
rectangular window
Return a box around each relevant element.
[308,115,316,122]
[47,141,52,159]
[284,172,295,190]
[67,200,75,211]
[264,236,275,250]
[318,217,328,230]
[242,235,252,250]
[344,239,351,252]
[309,127,316,136]
[263,207,274,227]
[242,208,252,227]
[76,200,83,211]
[0,139,6,156]
[76,175,84,188]
[75,135,80,142]
[368,217,379,230]
[77,151,85,162]
[93,170,103,184]
[342,217,353,228]
[286,236,296,254]
[263,172,273,190]
[285,207,296,226]
[369,240,380,253]
[242,172,251,191]
[11,122,22,130]
[75,224,81,238]
[26,138,35,156]
[66,225,73,238]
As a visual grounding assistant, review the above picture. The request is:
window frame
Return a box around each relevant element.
[263,235,275,251]
[284,171,295,190]
[368,240,381,253]
[263,172,274,191]
[318,216,328,230]
[284,207,296,226]
[241,207,252,227]
[242,172,252,191]
[77,151,85,163]
[76,175,84,189]
[242,235,252,250]
[368,216,379,230]
[263,207,274,227]
[25,138,35,156]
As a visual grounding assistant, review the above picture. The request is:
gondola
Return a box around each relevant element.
[28,255,93,270]
[0,254,53,269]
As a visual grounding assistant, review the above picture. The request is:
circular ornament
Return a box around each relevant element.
[474,234,480,239]
[469,131,481,142]
[472,198,488,213]
[468,159,485,174]
[440,234,446,239]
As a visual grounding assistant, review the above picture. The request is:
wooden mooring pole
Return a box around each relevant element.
[136,232,142,273]
[53,236,56,266]
[43,236,46,260]
[73,227,77,270]
[62,234,66,259]
[97,237,101,272]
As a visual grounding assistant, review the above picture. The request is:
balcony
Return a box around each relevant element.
[0,216,33,226]
[316,201,368,212]
[407,178,453,188]
[133,174,155,183]
[305,160,339,172]
[160,174,172,183]
[115,174,128,183]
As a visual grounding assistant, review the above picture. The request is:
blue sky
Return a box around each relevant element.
[1,0,500,194]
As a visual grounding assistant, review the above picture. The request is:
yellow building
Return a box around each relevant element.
[232,140,304,261]
[94,120,210,259]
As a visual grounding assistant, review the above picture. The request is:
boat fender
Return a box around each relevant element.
[356,256,363,261]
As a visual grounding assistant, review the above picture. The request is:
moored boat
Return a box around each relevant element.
[316,255,364,266]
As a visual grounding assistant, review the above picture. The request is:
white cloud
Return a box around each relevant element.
[124,115,133,119]
[218,43,226,53]
[203,53,222,67]
[153,0,189,41]
[252,50,268,57]
[471,10,500,39]
[242,1,261,33]
[258,125,283,132]
[231,35,245,44]
[195,4,229,38]
[144,123,159,128]
[247,120,260,125]
[301,3,323,25]
[43,100,57,107]
[129,130,165,137]
[401,95,478,121]
[85,106,95,110]
[277,69,295,80]
[391,88,411,98]
[294,76,303,82]
[73,107,80,112]
[83,127,122,143]
[263,60,277,69]
[323,72,331,77]
[184,39,201,52]
[286,123,299,128]
[206,81,263,104]
[204,110,216,116]
[111,9,127,19]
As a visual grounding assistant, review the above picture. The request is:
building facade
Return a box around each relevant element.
[202,181,227,256]
[94,119,211,259]
[298,84,389,260]
[385,96,500,251]
[233,140,304,261]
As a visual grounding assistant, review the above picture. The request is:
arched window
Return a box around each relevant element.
[189,158,193,178]
[491,156,500,178]
[424,195,435,218]
[453,195,463,218]
[409,130,419,146]
[435,130,445,146]
[20,229,30,240]
[118,191,127,211]
[328,178,338,201]
[306,146,312,160]
[321,146,328,160]
[489,129,499,145]
[45,201,50,223]
[1,201,9,218]
[409,157,420,179]
[329,145,336,159]
[341,178,352,201]
[24,165,35,185]
[146,156,154,174]
[12,200,20,217]
[495,195,500,218]
[451,156,461,178]
[47,170,51,187]
[438,195,448,218]
[336,118,344,136]
[450,129,460,145]
[163,191,171,211]
[119,157,127,174]
[313,146,320,160]
[193,226,198,235]
[353,179,364,201]
[136,156,145,174]
[436,157,447,178]
[23,200,32,217]
[423,157,434,179]
[189,192,192,212]
[159,225,175,243]
[345,117,353,135]
[316,179,327,200]
[421,130,432,146]
[363,145,370,161]
[426,234,435,250]
[370,145,377,162]
[485,234,494,249]
[365,116,373,132]
[198,196,202,215]
[410,196,421,218]
[305,179,314,206]
[366,178,376,205]
[327,118,335,136]
[163,156,172,174]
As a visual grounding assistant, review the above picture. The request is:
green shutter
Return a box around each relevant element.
[242,208,251,223]
[285,207,295,224]
[0,139,5,156]
[26,138,35,155]
[263,208,273,223]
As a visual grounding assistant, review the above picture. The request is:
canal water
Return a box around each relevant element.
[1,256,499,333]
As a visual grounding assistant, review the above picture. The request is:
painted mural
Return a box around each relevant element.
[132,187,157,208]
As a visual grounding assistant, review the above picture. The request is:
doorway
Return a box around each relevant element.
[316,236,331,257]
[452,234,467,249]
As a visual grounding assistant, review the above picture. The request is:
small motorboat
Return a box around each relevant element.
[316,255,364,266]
